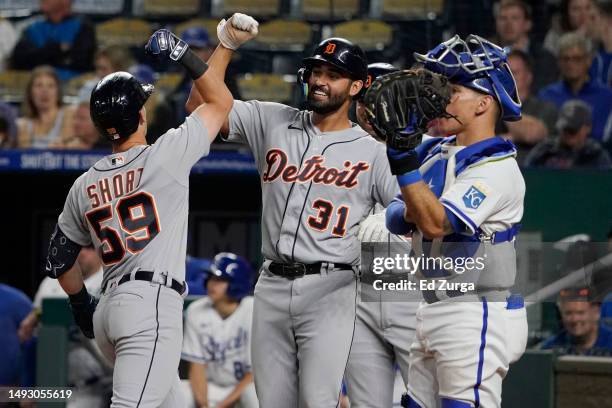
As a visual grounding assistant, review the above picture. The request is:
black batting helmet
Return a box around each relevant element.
[90,72,154,141]
[299,37,368,84]
[358,62,400,100]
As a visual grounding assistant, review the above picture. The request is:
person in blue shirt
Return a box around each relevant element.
[0,283,34,386]
[10,0,96,80]
[538,32,612,143]
[541,287,612,356]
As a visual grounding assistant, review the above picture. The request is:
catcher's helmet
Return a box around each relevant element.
[299,37,368,85]
[90,71,154,141]
[414,34,521,121]
[358,62,400,100]
[205,252,254,301]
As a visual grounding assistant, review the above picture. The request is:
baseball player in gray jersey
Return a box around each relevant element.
[344,63,420,407]
[44,14,259,407]
[188,37,399,407]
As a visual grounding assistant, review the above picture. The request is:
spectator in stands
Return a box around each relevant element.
[525,100,611,168]
[11,0,96,81]
[538,32,612,142]
[544,0,601,56]
[17,66,75,148]
[94,45,134,79]
[493,0,558,90]
[590,2,612,86]
[0,17,17,72]
[498,50,558,164]
[0,101,18,148]
[0,283,34,386]
[541,287,612,355]
[61,100,108,150]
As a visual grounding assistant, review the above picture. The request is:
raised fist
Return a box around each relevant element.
[217,13,259,50]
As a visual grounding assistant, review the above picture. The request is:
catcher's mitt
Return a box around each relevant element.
[363,69,452,150]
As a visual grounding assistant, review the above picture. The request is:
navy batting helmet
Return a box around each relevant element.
[299,37,368,85]
[358,62,399,100]
[205,252,254,301]
[90,71,154,141]
[414,34,521,121]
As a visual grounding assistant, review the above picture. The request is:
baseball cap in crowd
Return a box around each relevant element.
[181,27,211,49]
[558,287,592,302]
[556,100,592,134]
[129,64,156,86]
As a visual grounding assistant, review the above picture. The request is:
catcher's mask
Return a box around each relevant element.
[414,34,522,122]
[298,37,367,100]
[90,71,154,141]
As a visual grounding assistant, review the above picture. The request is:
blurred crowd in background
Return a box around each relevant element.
[0,0,610,169]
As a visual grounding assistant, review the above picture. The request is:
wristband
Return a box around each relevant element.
[397,170,423,187]
[68,285,89,305]
[180,49,209,80]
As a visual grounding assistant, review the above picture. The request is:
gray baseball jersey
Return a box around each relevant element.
[58,114,209,290]
[225,100,398,265]
[225,100,399,408]
[58,113,209,407]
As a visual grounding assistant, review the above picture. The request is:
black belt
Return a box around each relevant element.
[268,262,353,279]
[103,271,185,295]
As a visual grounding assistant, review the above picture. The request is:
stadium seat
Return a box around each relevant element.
[0,70,31,103]
[72,0,124,14]
[301,0,359,20]
[255,20,312,51]
[331,20,393,51]
[65,73,97,98]
[175,19,220,45]
[237,73,293,103]
[96,18,153,48]
[0,0,39,16]
[220,0,279,18]
[142,0,199,16]
[381,0,444,20]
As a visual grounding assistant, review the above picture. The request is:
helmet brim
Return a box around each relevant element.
[302,56,359,80]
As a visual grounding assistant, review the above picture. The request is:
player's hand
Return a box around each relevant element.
[358,212,389,243]
[18,311,39,342]
[69,292,98,339]
[217,13,259,50]
[145,29,189,62]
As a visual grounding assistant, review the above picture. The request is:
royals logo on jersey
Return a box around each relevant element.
[462,185,487,209]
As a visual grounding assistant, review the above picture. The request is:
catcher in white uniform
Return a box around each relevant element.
[182,253,258,408]
[363,35,528,407]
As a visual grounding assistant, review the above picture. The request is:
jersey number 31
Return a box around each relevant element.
[85,192,160,265]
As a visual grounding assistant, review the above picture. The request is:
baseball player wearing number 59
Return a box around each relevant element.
[188,38,399,407]
[43,14,258,407]
[374,35,529,407]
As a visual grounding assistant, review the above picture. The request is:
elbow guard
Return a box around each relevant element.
[45,225,82,279]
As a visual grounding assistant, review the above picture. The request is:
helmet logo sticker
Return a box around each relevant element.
[324,43,336,54]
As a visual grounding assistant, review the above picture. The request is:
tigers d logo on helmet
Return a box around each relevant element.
[324,43,336,54]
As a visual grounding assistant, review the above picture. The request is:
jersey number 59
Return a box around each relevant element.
[85,192,161,265]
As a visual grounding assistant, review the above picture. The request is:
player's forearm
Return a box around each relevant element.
[57,263,85,295]
[189,362,208,407]
[399,182,451,238]
[221,372,253,406]
[192,45,234,110]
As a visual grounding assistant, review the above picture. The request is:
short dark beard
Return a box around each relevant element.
[306,86,350,115]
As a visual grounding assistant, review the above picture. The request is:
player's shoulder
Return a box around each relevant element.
[237,99,300,121]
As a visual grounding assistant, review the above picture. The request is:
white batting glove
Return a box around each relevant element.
[217,13,259,50]
[358,212,389,243]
